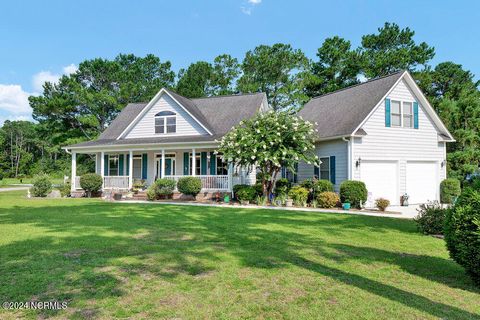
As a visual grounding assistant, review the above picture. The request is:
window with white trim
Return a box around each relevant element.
[155,111,176,134]
[391,100,414,128]
[319,157,330,180]
[109,155,119,176]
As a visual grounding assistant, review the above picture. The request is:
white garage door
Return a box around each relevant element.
[406,161,438,204]
[361,161,398,206]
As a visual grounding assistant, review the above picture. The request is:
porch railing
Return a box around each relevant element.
[165,175,230,191]
[103,176,130,190]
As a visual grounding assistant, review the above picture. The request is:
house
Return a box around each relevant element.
[296,70,454,206]
[64,88,269,196]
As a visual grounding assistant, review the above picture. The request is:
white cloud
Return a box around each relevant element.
[241,6,252,15]
[241,0,262,15]
[0,84,32,114]
[32,64,78,93]
[248,0,261,4]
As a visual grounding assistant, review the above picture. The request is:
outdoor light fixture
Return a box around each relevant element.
[356,157,362,168]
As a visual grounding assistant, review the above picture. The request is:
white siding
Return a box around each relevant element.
[352,79,446,198]
[297,139,348,191]
[125,94,208,139]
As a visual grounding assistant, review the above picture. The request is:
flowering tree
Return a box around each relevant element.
[217,111,319,197]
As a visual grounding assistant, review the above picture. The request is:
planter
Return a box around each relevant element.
[240,200,250,205]
[342,202,351,210]
[286,199,293,207]
[113,193,123,201]
[224,194,230,203]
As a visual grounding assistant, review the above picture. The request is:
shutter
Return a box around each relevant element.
[142,153,147,179]
[281,167,286,179]
[294,163,298,183]
[126,154,130,175]
[119,154,124,176]
[330,156,336,185]
[210,152,216,175]
[104,154,109,176]
[183,152,190,175]
[314,165,319,179]
[385,98,391,127]
[201,152,207,175]
[413,101,419,129]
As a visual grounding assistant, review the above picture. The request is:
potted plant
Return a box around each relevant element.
[224,193,230,203]
[113,188,122,201]
[342,199,351,210]
[285,197,293,207]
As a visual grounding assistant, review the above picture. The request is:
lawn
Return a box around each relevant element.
[0,191,479,319]
[0,177,63,187]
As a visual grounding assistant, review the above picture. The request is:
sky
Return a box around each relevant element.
[0,0,479,124]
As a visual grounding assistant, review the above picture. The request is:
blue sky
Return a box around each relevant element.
[0,0,478,123]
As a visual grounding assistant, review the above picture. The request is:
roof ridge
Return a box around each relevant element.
[309,70,406,101]
[191,92,265,100]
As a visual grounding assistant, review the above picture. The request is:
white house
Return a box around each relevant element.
[64,70,454,205]
[64,88,268,195]
[296,70,454,205]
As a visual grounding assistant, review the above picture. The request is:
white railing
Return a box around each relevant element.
[103,176,130,190]
[165,175,230,191]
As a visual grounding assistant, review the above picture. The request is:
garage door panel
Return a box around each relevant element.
[406,161,438,204]
[361,161,398,206]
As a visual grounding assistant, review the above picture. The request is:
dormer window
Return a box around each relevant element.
[390,100,414,128]
[155,111,176,134]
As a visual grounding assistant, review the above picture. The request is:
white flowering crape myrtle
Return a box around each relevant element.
[217,110,319,197]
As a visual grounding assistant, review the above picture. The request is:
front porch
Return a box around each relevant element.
[70,146,251,192]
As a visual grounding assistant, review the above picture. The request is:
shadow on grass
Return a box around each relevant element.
[0,200,478,319]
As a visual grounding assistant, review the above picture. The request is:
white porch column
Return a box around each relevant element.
[94,153,98,175]
[228,163,234,193]
[128,150,133,189]
[100,151,105,189]
[161,149,165,178]
[192,148,196,176]
[71,151,76,191]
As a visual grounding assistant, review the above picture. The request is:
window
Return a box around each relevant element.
[403,102,413,128]
[391,100,401,127]
[155,111,176,134]
[216,156,228,175]
[109,155,119,176]
[319,157,330,180]
[132,156,142,179]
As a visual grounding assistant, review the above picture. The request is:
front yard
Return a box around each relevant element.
[0,191,478,319]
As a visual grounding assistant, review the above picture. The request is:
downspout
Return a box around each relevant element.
[342,137,351,180]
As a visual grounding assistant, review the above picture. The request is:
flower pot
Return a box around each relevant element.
[286,199,293,207]
[342,202,351,210]
[240,200,249,205]
[113,193,123,201]
[224,194,230,203]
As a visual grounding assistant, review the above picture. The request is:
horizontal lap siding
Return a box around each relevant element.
[353,79,446,196]
[125,95,208,139]
[297,139,348,191]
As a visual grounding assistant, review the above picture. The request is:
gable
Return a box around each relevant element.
[124,93,209,139]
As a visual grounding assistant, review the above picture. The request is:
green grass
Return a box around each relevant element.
[0,191,479,319]
[0,177,63,187]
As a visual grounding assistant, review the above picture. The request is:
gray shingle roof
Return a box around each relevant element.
[66,90,266,149]
[298,71,404,139]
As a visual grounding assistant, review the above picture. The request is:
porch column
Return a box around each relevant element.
[70,151,76,191]
[100,151,105,189]
[192,148,196,176]
[228,162,233,193]
[128,150,133,189]
[161,149,165,178]
[94,152,98,175]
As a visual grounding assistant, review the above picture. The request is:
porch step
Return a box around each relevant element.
[132,191,148,200]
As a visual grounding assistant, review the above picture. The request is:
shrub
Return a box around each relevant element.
[31,174,52,197]
[440,178,461,204]
[256,195,268,206]
[254,183,263,197]
[80,173,103,197]
[177,176,202,197]
[59,182,71,197]
[146,178,176,200]
[375,198,390,211]
[314,179,334,194]
[288,186,309,206]
[339,180,367,208]
[275,178,291,196]
[146,187,157,201]
[444,188,480,285]
[316,191,339,208]
[0,172,3,181]
[413,201,446,235]
[233,184,249,199]
[237,186,256,202]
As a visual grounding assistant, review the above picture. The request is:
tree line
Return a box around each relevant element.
[1,22,478,180]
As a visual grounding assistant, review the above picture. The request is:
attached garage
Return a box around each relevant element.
[360,161,399,206]
[406,161,439,204]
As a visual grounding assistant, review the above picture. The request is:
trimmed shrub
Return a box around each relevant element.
[375,198,390,211]
[254,183,264,197]
[80,173,103,197]
[31,174,52,197]
[177,176,202,197]
[440,178,461,204]
[275,178,291,196]
[413,201,446,234]
[59,182,71,197]
[288,186,309,207]
[314,179,334,194]
[237,186,256,202]
[316,191,339,208]
[233,184,249,199]
[339,180,367,209]
[444,188,480,285]
[146,178,176,200]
